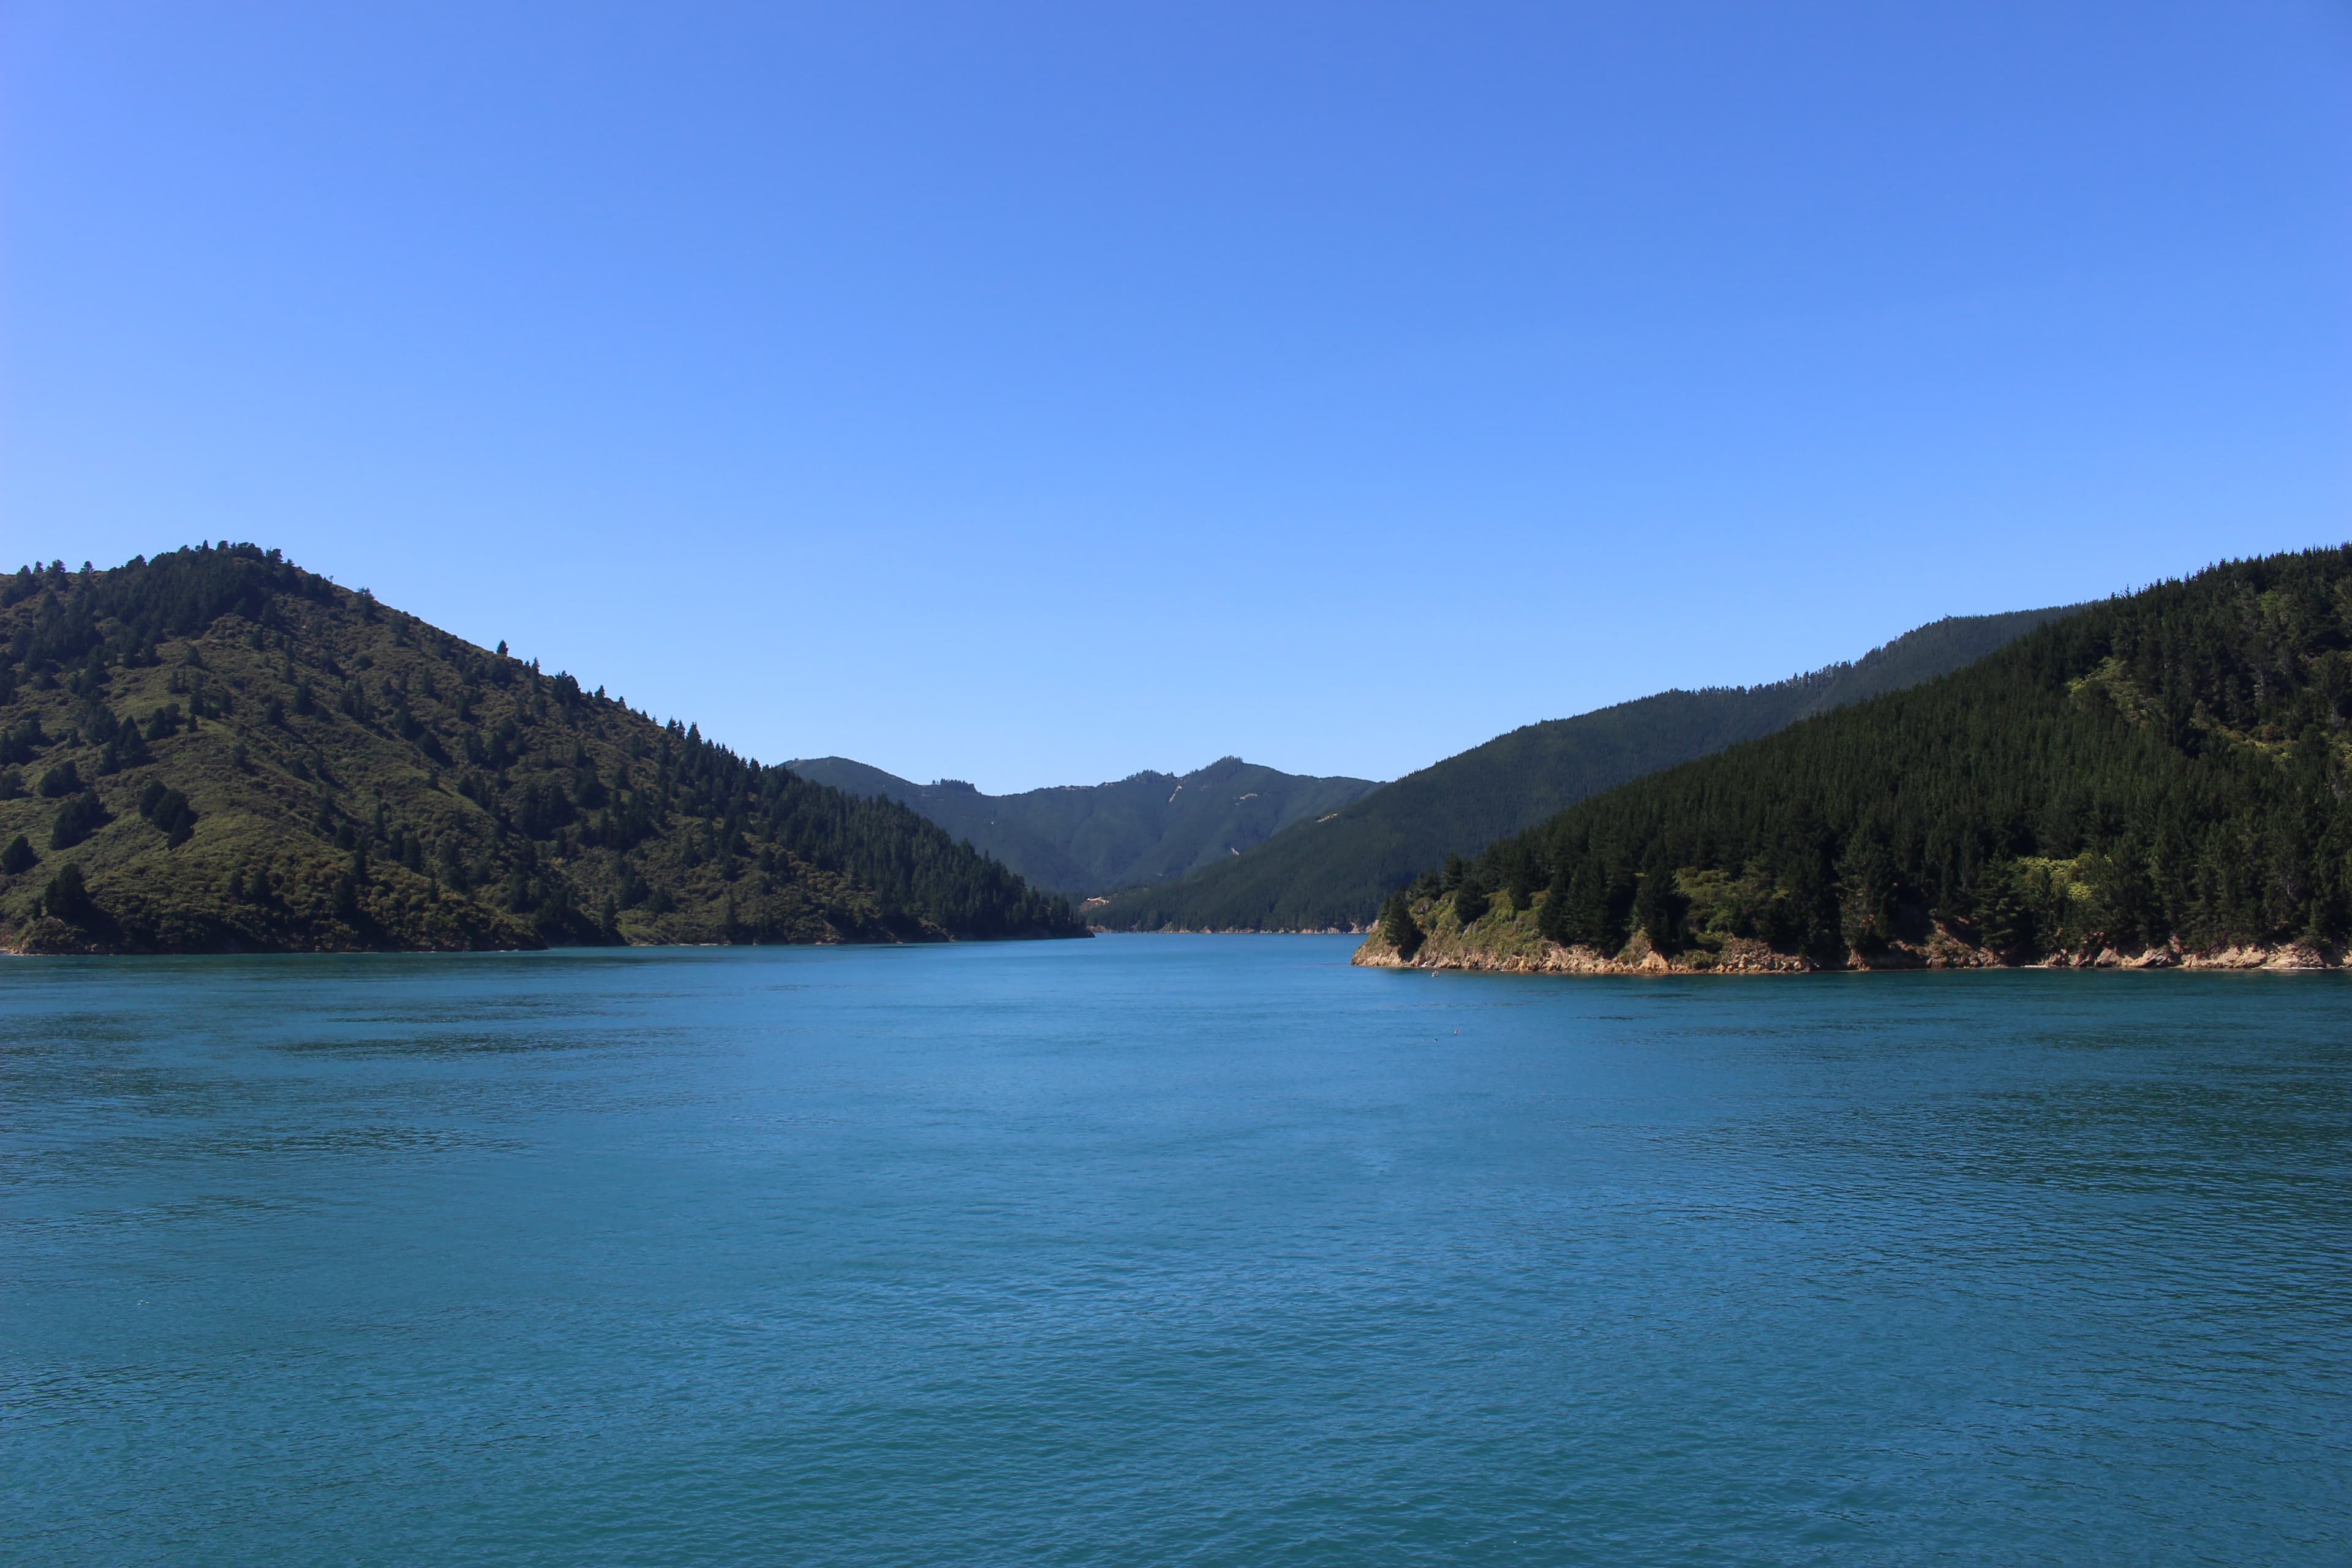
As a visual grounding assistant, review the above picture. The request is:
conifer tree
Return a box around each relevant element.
[1503,859,1534,915]
[42,862,92,925]
[1378,891,1424,959]
[1537,862,1574,944]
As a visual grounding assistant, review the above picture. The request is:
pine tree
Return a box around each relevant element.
[1537,862,1574,944]
[43,862,93,925]
[1502,859,1534,915]
[1559,859,1623,951]
[1634,846,1682,952]
[1378,891,1424,959]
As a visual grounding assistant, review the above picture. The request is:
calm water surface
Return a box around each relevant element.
[3,937,2347,1565]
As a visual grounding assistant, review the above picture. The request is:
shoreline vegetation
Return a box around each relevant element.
[13,543,2350,968]
[1357,548,2352,979]
[1090,605,2076,933]
[0,546,1085,955]
[1352,891,2345,974]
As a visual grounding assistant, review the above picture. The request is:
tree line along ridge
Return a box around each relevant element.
[0,545,1086,953]
[1369,548,2352,971]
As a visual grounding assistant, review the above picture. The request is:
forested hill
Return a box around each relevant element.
[1095,604,2073,931]
[788,755,1378,897]
[0,546,1084,953]
[1366,548,2352,973]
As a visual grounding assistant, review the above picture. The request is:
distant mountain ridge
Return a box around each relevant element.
[787,755,1378,898]
[1094,605,2079,932]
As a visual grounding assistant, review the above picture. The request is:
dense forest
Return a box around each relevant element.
[1372,548,2352,970]
[0,545,1084,952]
[790,754,1377,897]
[1097,605,2072,932]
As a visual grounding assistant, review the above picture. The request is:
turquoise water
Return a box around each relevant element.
[4,937,2347,1566]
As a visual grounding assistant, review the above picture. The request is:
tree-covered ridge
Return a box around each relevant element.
[1388,547,2352,968]
[0,546,1084,952]
[1096,605,2074,932]
[788,754,1379,897]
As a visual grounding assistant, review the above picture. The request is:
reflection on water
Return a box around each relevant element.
[4,941,2348,1566]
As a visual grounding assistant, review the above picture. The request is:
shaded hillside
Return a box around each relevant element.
[787,755,1377,897]
[0,546,1083,953]
[1096,605,2073,930]
[1368,547,2352,972]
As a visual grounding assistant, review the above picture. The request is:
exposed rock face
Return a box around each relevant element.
[1353,928,1817,975]
[1352,908,2344,975]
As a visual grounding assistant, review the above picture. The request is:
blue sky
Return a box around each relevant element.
[4,2,2346,791]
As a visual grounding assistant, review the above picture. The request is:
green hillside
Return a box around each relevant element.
[0,546,1084,953]
[1379,547,2352,970]
[788,755,1378,897]
[1095,605,2073,930]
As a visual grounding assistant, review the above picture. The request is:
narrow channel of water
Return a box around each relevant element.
[5,938,2346,1565]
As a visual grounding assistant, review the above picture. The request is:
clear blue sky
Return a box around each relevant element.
[4,2,2346,792]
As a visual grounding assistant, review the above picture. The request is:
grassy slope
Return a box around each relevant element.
[1095,606,2075,930]
[0,548,1081,953]
[788,754,1379,897]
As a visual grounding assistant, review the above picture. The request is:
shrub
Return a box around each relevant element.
[0,717,44,764]
[50,790,109,849]
[139,783,197,847]
[38,761,83,798]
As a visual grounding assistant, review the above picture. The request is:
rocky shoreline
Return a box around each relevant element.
[1087,924,1374,936]
[1352,925,2344,974]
